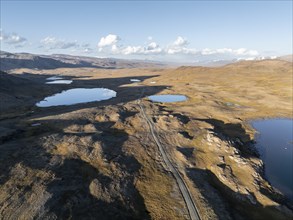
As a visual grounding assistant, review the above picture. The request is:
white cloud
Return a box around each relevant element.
[0,31,27,45]
[236,48,258,56]
[109,41,162,55]
[40,36,56,45]
[122,46,144,55]
[40,36,79,50]
[98,34,120,47]
[165,36,195,55]
[35,33,264,62]
[147,42,158,50]
[173,36,188,47]
[39,37,94,54]
[7,34,27,44]
[144,42,162,54]
[111,44,119,53]
[166,47,197,55]
[201,47,259,56]
[97,34,259,61]
[0,30,262,62]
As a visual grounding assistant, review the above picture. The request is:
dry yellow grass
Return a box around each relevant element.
[7,59,292,219]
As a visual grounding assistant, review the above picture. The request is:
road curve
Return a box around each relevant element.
[137,93,201,220]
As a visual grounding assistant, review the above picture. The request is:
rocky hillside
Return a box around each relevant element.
[0,58,292,220]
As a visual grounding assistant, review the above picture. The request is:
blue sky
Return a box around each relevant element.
[0,1,292,62]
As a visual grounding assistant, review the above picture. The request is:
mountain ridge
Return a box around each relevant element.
[0,51,167,71]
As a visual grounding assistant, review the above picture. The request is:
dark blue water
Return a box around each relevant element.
[251,119,293,200]
[148,95,187,103]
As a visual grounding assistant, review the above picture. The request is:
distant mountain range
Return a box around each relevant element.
[0,51,166,71]
[190,55,292,67]
[0,51,291,71]
[278,54,293,62]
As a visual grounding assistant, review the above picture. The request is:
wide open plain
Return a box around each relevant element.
[0,59,292,219]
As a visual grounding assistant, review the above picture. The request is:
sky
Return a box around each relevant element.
[0,1,292,62]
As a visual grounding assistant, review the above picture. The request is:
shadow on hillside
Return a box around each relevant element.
[176,146,194,158]
[195,118,258,158]
[0,70,168,218]
[0,116,151,219]
[42,120,150,219]
[0,71,166,119]
[0,57,117,71]
[187,167,291,220]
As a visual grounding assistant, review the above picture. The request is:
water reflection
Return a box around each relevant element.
[37,88,116,107]
[46,80,73,84]
[252,119,293,200]
[148,94,187,103]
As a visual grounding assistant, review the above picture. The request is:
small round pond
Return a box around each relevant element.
[251,119,293,200]
[148,94,187,103]
[36,88,116,107]
[130,79,141,82]
[46,76,63,80]
[46,80,73,84]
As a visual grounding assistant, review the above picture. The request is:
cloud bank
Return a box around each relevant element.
[1,30,262,61]
[39,36,93,54]
[40,36,79,50]
[0,31,27,47]
[97,34,259,61]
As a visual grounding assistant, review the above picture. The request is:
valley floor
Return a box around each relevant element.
[0,59,292,219]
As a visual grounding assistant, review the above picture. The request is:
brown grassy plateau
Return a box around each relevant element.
[0,59,292,219]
